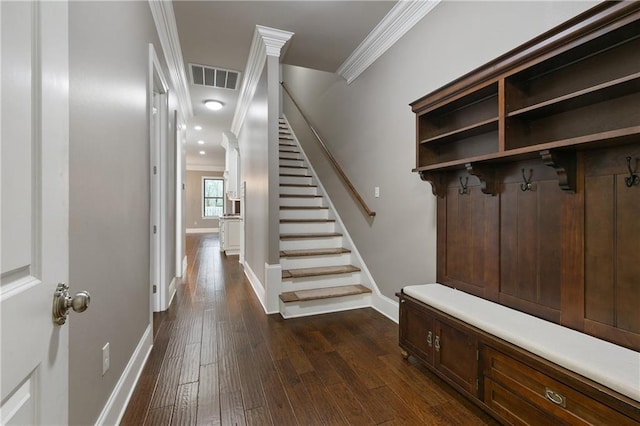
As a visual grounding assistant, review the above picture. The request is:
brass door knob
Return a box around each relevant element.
[52,283,91,325]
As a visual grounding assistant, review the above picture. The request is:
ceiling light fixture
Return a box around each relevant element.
[204,100,223,111]
[194,125,202,130]
[199,151,206,155]
[197,140,205,145]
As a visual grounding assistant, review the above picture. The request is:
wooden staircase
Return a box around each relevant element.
[278,118,372,317]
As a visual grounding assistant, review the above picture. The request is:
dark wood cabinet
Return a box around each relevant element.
[398,293,640,425]
[399,297,478,397]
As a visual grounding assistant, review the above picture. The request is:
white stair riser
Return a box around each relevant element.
[279,152,302,160]
[280,253,352,269]
[279,209,328,220]
[279,167,308,176]
[279,196,323,207]
[282,272,362,291]
[280,236,343,250]
[280,186,318,196]
[279,294,372,319]
[280,221,335,234]
[280,158,305,168]
[280,175,312,185]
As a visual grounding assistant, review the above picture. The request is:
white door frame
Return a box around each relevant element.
[148,44,169,313]
[175,115,185,278]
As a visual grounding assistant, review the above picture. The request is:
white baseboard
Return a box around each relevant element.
[186,227,219,234]
[95,324,153,426]
[264,263,282,314]
[166,277,177,311]
[243,261,269,314]
[373,292,399,323]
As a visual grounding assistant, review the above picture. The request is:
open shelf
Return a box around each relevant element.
[415,126,640,172]
[420,117,498,145]
[506,72,640,119]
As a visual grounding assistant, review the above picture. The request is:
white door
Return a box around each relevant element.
[1,1,71,424]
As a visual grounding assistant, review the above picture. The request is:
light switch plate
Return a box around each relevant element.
[374,186,380,198]
[102,342,110,376]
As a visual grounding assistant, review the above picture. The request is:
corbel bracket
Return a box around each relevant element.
[419,171,446,198]
[540,149,576,193]
[465,163,497,196]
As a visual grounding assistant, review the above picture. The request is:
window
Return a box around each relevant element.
[203,178,224,218]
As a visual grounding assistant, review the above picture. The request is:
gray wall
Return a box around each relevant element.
[239,68,269,284]
[186,169,223,230]
[282,1,594,300]
[68,2,177,424]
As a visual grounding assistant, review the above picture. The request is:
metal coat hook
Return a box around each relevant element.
[625,157,639,187]
[521,168,533,192]
[459,176,469,195]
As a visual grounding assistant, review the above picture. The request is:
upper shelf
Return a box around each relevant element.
[506,72,640,119]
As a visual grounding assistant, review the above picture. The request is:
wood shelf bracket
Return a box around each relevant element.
[465,163,498,196]
[540,149,576,192]
[419,171,446,198]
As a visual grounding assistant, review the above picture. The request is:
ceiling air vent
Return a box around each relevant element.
[190,64,240,90]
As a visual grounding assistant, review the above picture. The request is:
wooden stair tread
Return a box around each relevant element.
[279,194,322,198]
[280,248,351,257]
[280,232,342,240]
[279,165,307,169]
[282,265,361,279]
[280,173,310,177]
[280,219,335,223]
[279,285,371,303]
[280,206,328,210]
[280,184,317,188]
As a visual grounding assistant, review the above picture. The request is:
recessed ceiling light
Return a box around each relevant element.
[197,140,205,145]
[204,100,223,111]
[194,125,202,130]
[199,151,206,155]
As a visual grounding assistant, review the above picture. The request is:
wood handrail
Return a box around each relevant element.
[280,81,376,217]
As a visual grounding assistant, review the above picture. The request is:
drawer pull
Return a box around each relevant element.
[545,388,566,408]
[427,331,432,347]
[435,335,440,352]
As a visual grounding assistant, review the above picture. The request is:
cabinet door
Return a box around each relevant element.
[435,319,478,395]
[399,300,434,365]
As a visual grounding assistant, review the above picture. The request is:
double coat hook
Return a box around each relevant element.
[521,168,533,192]
[625,157,639,187]
[458,176,469,195]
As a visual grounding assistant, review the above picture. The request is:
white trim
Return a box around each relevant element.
[186,164,225,172]
[166,277,177,310]
[175,114,185,278]
[231,25,293,136]
[182,256,188,275]
[243,261,270,314]
[148,0,193,118]
[95,325,153,426]
[337,0,441,84]
[264,263,282,314]
[186,227,218,234]
[373,293,399,323]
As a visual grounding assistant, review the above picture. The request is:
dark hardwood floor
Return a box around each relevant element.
[121,234,498,425]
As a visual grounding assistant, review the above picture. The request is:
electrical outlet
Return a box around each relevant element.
[374,186,380,198]
[102,343,110,376]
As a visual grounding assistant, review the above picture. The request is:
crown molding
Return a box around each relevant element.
[148,0,193,118]
[337,0,441,84]
[231,25,294,136]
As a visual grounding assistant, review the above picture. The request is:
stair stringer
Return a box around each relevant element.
[279,115,398,322]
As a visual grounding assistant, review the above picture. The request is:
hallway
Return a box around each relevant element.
[121,234,496,425]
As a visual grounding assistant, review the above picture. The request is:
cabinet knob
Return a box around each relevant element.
[427,331,432,347]
[545,388,566,408]
[435,335,440,352]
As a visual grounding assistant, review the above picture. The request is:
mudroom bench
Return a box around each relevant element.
[398,284,640,425]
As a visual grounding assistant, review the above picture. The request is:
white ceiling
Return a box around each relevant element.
[173,1,396,168]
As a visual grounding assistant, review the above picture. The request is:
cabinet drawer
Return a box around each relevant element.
[483,347,637,425]
[484,377,560,426]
